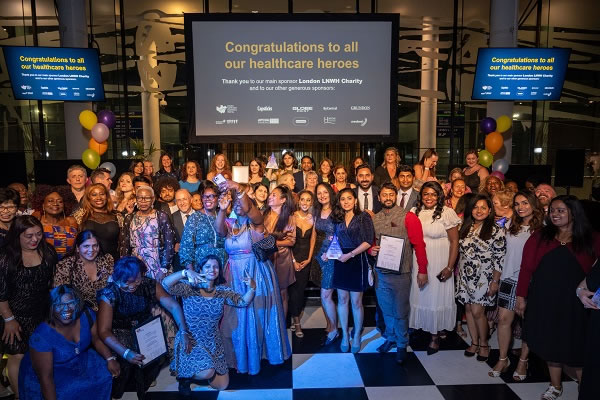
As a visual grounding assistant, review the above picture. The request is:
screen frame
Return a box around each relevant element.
[1,45,105,102]
[184,13,399,143]
[471,47,571,101]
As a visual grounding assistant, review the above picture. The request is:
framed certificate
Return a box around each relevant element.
[133,316,167,368]
[375,234,405,272]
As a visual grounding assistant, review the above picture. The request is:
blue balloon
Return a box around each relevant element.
[480,117,497,134]
[492,158,509,174]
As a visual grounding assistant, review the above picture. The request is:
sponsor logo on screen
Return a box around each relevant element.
[323,106,338,111]
[292,106,313,113]
[258,118,280,125]
[257,106,273,112]
[216,105,237,114]
[293,118,309,126]
[351,118,368,127]
[351,105,371,111]
[323,117,336,124]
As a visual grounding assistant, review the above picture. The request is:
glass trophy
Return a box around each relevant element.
[326,235,343,260]
[266,152,278,169]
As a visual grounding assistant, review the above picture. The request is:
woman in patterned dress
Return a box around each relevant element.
[179,184,226,270]
[97,257,188,400]
[162,255,256,394]
[0,216,57,398]
[32,185,78,260]
[456,194,506,362]
[53,229,114,311]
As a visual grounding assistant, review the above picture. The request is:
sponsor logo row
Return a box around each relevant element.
[216,105,371,114]
[215,117,368,126]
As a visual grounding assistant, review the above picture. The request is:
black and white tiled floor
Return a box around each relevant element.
[123,306,579,400]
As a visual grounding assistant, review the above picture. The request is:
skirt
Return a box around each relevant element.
[331,249,370,292]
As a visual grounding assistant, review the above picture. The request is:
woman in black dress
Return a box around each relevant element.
[97,256,189,400]
[289,190,316,338]
[576,262,600,399]
[326,188,375,353]
[75,183,121,259]
[0,215,57,398]
[516,195,600,400]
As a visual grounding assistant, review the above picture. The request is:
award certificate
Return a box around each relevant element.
[375,234,405,272]
[133,316,167,367]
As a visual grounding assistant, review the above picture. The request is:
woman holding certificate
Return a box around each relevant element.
[327,188,375,353]
[97,256,189,400]
[409,182,461,355]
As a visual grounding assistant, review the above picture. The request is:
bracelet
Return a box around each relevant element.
[123,349,132,359]
[181,269,188,279]
[3,315,15,322]
[350,251,355,258]
[106,356,117,361]
[424,167,430,170]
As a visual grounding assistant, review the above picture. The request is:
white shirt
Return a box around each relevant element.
[180,209,195,226]
[357,186,374,211]
[501,224,531,281]
[397,188,413,208]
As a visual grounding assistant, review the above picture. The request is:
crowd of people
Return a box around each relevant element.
[0,148,598,400]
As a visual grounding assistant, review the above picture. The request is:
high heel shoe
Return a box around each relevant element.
[464,341,479,357]
[322,330,339,346]
[294,323,304,338]
[351,337,362,353]
[512,358,528,381]
[340,337,350,352]
[488,357,510,377]
[427,336,440,355]
[476,345,490,362]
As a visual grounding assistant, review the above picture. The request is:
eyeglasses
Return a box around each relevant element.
[202,194,217,200]
[137,196,153,202]
[0,205,17,212]
[54,300,77,311]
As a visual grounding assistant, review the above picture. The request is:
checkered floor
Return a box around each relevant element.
[122,305,579,400]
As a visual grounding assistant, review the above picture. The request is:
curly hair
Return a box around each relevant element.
[153,176,180,198]
[31,184,78,216]
[80,183,113,225]
[415,181,445,221]
[209,153,231,175]
[180,160,203,181]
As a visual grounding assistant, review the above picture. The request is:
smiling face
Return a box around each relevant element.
[117,272,142,293]
[379,187,397,209]
[43,192,64,217]
[535,184,556,207]
[301,157,313,172]
[78,237,99,261]
[451,179,466,198]
[397,171,414,191]
[9,183,29,207]
[119,175,133,192]
[202,188,217,212]
[20,225,44,250]
[200,259,220,284]
[356,167,373,190]
[215,155,226,170]
[136,188,154,212]
[133,162,144,175]
[385,150,398,165]
[320,161,331,175]
[486,176,501,195]
[549,200,571,229]
[268,188,286,208]
[191,193,203,211]
[334,168,347,183]
[514,194,533,220]
[186,162,197,177]
[316,185,330,206]
[250,160,261,175]
[428,154,439,168]
[472,199,491,222]
[339,191,357,212]
[175,190,192,214]
[53,293,78,325]
[161,155,172,169]
[421,186,439,210]
[299,192,313,212]
[465,153,478,168]
[279,174,295,190]
[254,185,268,203]
[0,200,18,224]
[143,161,154,176]
[306,174,317,188]
[88,187,107,211]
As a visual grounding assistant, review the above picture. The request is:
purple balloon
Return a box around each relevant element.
[97,110,116,129]
[480,117,497,134]
[491,171,505,181]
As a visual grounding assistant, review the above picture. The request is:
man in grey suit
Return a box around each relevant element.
[171,189,195,271]
[396,165,418,211]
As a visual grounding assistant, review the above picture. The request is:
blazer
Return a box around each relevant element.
[354,185,382,213]
[171,210,185,242]
[398,189,419,211]
[293,170,322,193]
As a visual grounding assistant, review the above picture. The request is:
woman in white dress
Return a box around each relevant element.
[410,181,461,355]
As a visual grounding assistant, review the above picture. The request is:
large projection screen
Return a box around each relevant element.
[184,14,399,143]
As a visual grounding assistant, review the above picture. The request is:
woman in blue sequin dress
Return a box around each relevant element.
[216,180,290,375]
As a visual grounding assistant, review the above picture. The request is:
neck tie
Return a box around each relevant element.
[400,192,407,208]
[364,192,369,210]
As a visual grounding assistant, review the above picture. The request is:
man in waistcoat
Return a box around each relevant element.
[370,182,428,364]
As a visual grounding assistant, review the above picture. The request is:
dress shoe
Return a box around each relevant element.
[376,340,396,353]
[396,347,407,364]
[321,331,339,347]
[178,378,192,396]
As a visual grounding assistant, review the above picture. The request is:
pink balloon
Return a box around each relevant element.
[491,171,505,181]
[91,123,109,143]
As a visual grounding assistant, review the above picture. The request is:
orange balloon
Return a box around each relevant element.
[485,131,504,154]
[89,138,108,155]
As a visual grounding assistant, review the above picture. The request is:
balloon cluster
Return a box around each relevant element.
[478,115,512,180]
[79,110,116,169]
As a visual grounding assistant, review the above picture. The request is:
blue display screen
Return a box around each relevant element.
[2,46,105,101]
[472,48,570,101]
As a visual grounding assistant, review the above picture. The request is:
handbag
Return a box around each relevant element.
[252,234,278,262]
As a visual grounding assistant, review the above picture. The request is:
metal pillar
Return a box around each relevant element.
[419,17,438,157]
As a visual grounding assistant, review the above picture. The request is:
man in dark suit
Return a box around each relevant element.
[396,165,418,211]
[354,163,382,216]
[293,155,316,193]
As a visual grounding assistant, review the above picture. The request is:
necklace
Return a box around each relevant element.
[296,212,311,220]
[201,285,216,294]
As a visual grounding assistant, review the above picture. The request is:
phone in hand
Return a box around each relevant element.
[213,173,227,187]
[436,271,445,282]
